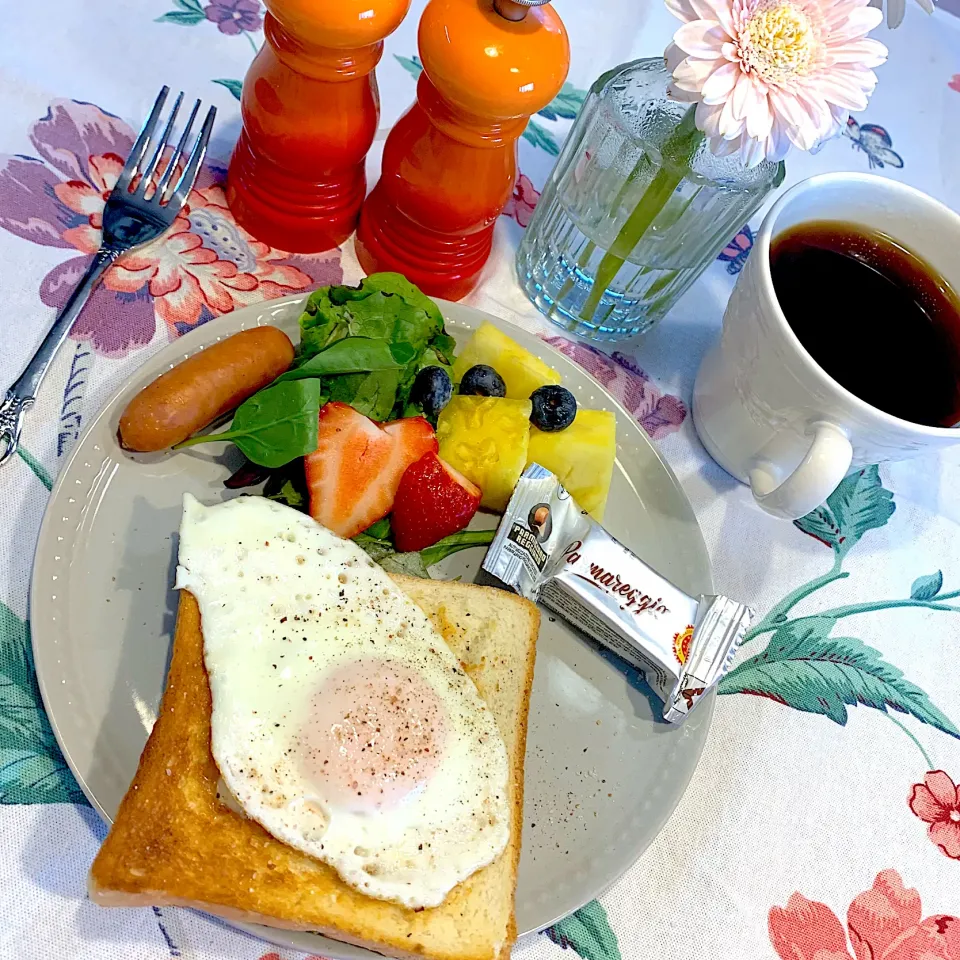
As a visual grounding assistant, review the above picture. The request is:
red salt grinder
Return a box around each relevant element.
[355,0,569,300]
[226,0,411,253]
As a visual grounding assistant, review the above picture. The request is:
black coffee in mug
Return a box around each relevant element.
[769,221,960,428]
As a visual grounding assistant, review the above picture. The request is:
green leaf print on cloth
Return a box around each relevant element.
[720,467,960,740]
[155,0,206,25]
[793,464,894,558]
[536,82,587,121]
[0,602,87,804]
[213,78,244,101]
[721,619,960,736]
[545,900,621,960]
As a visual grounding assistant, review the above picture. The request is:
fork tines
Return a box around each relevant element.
[117,86,217,207]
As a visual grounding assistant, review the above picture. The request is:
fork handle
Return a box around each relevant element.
[12,248,119,399]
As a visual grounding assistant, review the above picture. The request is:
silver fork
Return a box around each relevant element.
[0,86,216,467]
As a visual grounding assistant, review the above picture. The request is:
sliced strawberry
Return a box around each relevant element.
[392,453,482,553]
[305,402,437,539]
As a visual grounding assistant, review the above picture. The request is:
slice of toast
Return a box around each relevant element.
[89,574,539,960]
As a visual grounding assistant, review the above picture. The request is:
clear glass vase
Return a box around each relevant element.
[517,58,784,342]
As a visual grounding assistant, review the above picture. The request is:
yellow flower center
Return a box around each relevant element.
[739,0,817,85]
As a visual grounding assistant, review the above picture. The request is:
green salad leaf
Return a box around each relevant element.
[300,273,445,354]
[177,379,324,468]
[264,478,304,509]
[428,332,458,367]
[276,337,414,382]
[353,523,496,580]
[181,275,456,472]
[363,517,393,539]
[297,273,455,421]
[419,530,497,568]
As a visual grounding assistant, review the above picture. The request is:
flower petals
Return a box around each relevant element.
[674,55,724,94]
[30,99,133,184]
[827,38,888,68]
[717,94,746,139]
[664,41,688,75]
[820,69,874,110]
[667,0,886,165]
[62,224,101,254]
[0,154,73,248]
[928,821,960,860]
[739,133,768,167]
[708,133,742,156]
[829,4,883,40]
[769,893,852,960]
[665,0,703,24]
[67,276,156,357]
[847,870,922,960]
[696,100,725,138]
[924,770,960,807]
[39,255,95,310]
[701,61,742,104]
[674,19,729,58]
[54,179,102,217]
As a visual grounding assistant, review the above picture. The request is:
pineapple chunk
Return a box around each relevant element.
[453,322,561,401]
[526,409,617,520]
[437,396,532,511]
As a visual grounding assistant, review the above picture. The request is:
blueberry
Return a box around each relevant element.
[530,385,577,432]
[459,364,506,398]
[411,365,453,419]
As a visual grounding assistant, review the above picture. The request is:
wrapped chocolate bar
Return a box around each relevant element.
[482,464,753,722]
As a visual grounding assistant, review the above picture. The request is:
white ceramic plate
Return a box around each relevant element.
[31,294,713,957]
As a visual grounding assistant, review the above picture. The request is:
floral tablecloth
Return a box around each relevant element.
[4,2,960,959]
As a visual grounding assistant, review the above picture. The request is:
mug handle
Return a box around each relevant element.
[748,421,853,520]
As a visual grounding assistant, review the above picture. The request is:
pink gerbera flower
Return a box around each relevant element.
[665,0,888,165]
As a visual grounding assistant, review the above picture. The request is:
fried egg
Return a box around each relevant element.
[174,494,510,909]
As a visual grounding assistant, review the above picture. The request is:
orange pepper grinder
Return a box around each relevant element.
[355,0,569,300]
[226,0,411,253]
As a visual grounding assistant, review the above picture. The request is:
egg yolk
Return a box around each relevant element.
[300,659,447,813]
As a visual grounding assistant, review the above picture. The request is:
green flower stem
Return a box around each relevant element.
[17,447,52,491]
[886,714,935,770]
[815,597,960,620]
[244,30,259,54]
[745,578,960,645]
[548,160,650,315]
[550,239,597,320]
[741,561,849,644]
[580,105,703,323]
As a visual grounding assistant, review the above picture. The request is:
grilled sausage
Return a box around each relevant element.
[118,327,294,452]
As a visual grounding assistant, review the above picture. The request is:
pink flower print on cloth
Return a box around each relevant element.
[542,336,687,440]
[502,173,540,227]
[909,770,960,860]
[0,98,341,357]
[769,869,960,960]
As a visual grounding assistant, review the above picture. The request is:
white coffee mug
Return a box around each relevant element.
[693,173,960,521]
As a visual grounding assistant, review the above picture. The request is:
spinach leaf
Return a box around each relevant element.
[378,552,430,578]
[278,337,414,382]
[353,528,496,580]
[420,530,496,568]
[296,273,457,424]
[177,380,324,468]
[327,369,401,421]
[265,478,305,510]
[363,517,392,539]
[263,460,309,511]
[428,332,458,367]
[353,531,396,564]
